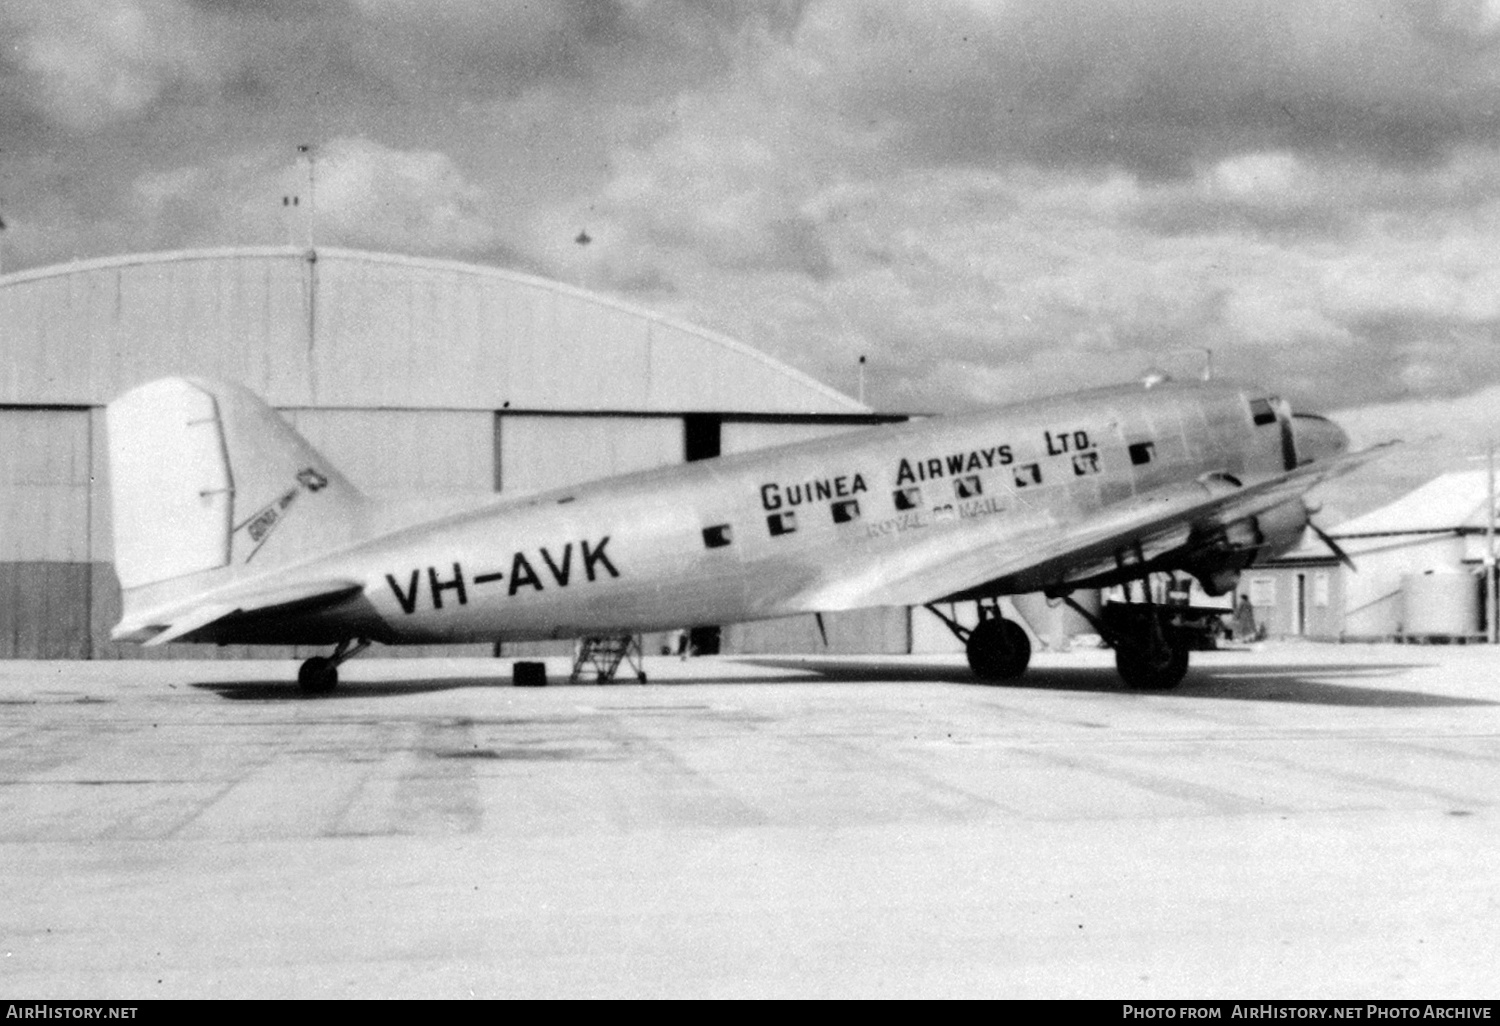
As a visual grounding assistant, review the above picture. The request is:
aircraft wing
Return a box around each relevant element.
[116,578,365,645]
[797,443,1396,612]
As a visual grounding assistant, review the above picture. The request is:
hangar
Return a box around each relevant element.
[0,245,910,659]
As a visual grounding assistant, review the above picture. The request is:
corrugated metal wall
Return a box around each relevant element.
[0,409,94,657]
[497,414,684,495]
[283,408,494,499]
[724,607,910,655]
[0,564,93,659]
[0,253,313,406]
[0,408,92,561]
[0,248,866,415]
[720,418,869,455]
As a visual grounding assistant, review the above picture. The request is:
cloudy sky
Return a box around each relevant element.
[4,0,1500,517]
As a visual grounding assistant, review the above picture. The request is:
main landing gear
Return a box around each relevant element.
[927,599,1032,683]
[930,583,1193,691]
[1058,585,1192,691]
[297,638,371,695]
[1098,605,1191,690]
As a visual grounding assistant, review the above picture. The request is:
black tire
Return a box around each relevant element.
[1114,638,1189,690]
[297,656,338,695]
[965,617,1032,682]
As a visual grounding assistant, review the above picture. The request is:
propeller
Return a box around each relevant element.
[1308,518,1356,572]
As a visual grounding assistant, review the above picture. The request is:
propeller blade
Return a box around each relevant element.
[1310,520,1356,572]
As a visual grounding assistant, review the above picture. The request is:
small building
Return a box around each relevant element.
[1249,471,1498,641]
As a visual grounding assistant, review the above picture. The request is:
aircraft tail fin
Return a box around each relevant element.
[107,377,371,639]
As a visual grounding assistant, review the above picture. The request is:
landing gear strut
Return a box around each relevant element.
[297,638,371,695]
[927,599,1032,683]
[1058,581,1191,691]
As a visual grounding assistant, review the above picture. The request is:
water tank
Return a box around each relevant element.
[1400,572,1481,637]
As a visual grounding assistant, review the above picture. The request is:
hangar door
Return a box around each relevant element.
[493,413,684,656]
[720,417,910,655]
[0,408,93,658]
[720,419,868,455]
[283,409,495,498]
[496,414,684,495]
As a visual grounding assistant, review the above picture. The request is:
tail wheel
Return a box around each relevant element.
[1114,637,1189,690]
[295,638,371,695]
[297,656,339,695]
[965,617,1032,682]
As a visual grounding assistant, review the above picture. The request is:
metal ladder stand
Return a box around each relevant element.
[570,635,648,684]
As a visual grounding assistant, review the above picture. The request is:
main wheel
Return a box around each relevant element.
[1114,637,1189,690]
[297,656,339,695]
[965,617,1032,682]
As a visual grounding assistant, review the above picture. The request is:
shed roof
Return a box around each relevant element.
[1331,470,1498,536]
[1283,470,1500,561]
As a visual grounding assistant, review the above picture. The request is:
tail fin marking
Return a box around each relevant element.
[107,377,372,638]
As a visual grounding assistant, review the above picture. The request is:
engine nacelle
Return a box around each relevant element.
[1248,500,1312,560]
[1182,499,1310,595]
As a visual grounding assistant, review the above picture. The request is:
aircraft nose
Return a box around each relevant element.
[1291,412,1349,466]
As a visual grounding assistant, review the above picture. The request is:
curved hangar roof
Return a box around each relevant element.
[0,246,865,414]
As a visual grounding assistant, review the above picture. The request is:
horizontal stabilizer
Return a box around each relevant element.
[122,579,364,646]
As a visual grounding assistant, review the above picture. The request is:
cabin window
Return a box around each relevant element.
[1249,398,1277,426]
[1013,463,1042,488]
[831,499,861,524]
[1129,441,1155,465]
[767,512,797,537]
[702,524,733,549]
[1072,452,1101,476]
[893,486,922,510]
[953,475,982,499]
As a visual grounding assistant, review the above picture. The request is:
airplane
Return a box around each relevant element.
[105,374,1386,694]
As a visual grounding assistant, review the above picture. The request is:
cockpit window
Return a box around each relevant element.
[1249,398,1277,426]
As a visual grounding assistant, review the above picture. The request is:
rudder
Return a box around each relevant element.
[107,378,370,596]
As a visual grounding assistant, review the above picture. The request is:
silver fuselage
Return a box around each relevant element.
[232,378,1335,645]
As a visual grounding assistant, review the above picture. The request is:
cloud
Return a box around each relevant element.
[796,0,1500,176]
[3,0,750,133]
[308,137,501,252]
[534,26,1500,411]
[119,137,504,257]
[344,0,604,101]
[6,0,232,131]
[1313,379,1500,521]
[535,87,1499,410]
[6,0,1500,456]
